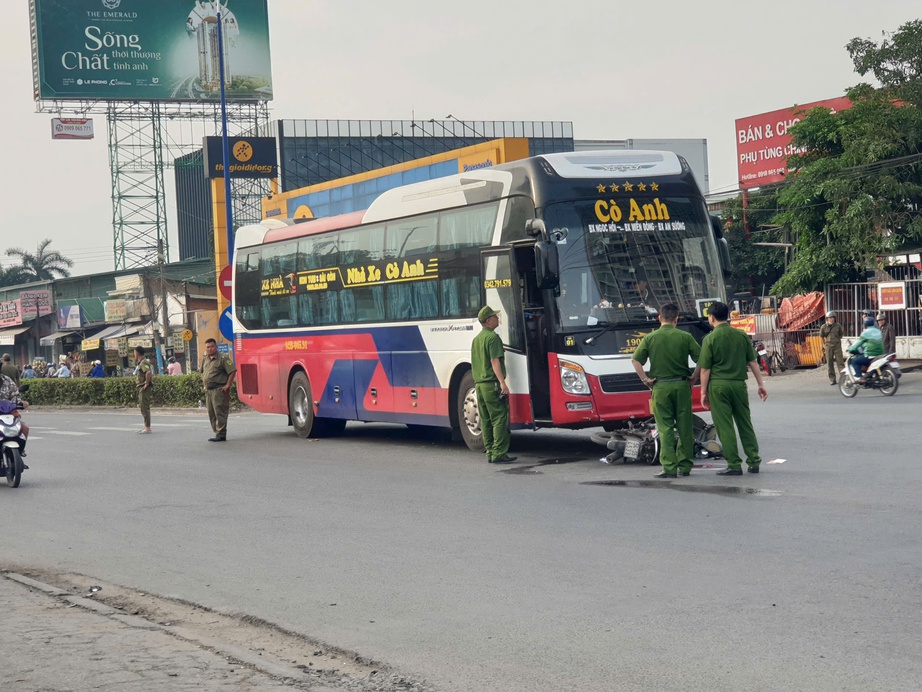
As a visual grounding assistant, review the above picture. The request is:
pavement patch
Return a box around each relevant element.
[582,479,782,497]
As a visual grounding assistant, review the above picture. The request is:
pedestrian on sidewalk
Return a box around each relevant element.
[877,313,895,356]
[1,353,20,386]
[631,303,701,478]
[820,311,845,386]
[699,301,768,476]
[135,346,153,434]
[200,338,235,442]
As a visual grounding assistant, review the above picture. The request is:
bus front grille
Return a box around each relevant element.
[598,373,645,394]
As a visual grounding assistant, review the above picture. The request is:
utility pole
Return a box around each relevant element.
[142,271,163,374]
[158,239,170,374]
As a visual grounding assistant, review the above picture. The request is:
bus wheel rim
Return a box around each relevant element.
[292,386,309,426]
[462,387,481,435]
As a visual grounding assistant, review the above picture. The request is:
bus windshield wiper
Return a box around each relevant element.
[584,322,618,345]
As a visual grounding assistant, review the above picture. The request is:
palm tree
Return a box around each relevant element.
[6,239,74,281]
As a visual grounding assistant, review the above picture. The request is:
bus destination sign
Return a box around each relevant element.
[261,258,439,297]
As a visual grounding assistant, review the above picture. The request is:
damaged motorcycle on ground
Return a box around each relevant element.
[591,414,722,465]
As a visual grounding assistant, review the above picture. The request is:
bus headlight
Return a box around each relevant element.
[559,360,590,395]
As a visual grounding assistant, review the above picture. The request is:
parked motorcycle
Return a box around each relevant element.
[593,414,722,464]
[839,353,900,398]
[0,399,26,488]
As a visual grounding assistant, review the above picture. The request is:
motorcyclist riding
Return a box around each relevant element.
[0,373,30,459]
[848,317,884,384]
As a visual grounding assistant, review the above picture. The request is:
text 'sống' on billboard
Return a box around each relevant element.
[31,0,273,103]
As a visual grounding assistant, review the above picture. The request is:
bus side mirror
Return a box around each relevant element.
[534,241,559,290]
[525,218,546,238]
[710,216,732,279]
[718,237,732,279]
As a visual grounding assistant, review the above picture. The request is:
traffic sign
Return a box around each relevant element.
[181,328,194,342]
[219,265,233,301]
[219,306,235,342]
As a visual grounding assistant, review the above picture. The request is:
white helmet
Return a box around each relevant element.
[825,311,836,318]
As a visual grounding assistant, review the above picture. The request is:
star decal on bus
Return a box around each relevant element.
[597,184,607,193]
[651,182,659,191]
[610,183,620,192]
[637,183,647,192]
[623,182,634,192]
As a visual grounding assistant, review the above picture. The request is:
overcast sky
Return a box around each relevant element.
[1,1,918,276]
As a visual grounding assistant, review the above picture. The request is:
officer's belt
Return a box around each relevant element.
[655,377,689,383]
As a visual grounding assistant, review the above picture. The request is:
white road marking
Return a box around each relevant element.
[87,427,137,432]
[42,431,92,436]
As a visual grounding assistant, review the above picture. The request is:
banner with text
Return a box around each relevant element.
[31,0,273,102]
[735,96,852,189]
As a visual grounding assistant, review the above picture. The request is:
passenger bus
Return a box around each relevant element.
[232,150,730,450]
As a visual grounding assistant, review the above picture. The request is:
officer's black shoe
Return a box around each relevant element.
[717,468,743,476]
[747,466,760,473]
[829,381,837,386]
[678,471,691,476]
[654,471,677,478]
[490,455,517,464]
[208,436,226,442]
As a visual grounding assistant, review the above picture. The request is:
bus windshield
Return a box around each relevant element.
[545,196,723,330]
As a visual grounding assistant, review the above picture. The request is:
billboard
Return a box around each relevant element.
[31,0,273,102]
[203,136,277,178]
[51,118,94,140]
[735,97,852,189]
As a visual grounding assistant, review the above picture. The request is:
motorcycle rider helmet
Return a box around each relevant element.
[876,313,886,322]
[825,310,836,318]
[864,317,875,327]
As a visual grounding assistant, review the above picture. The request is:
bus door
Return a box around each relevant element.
[481,248,548,423]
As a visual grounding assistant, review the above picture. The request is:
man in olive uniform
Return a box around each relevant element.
[631,303,701,478]
[135,346,153,434]
[471,306,516,464]
[1,354,20,387]
[201,338,236,442]
[699,302,768,476]
[819,310,845,386]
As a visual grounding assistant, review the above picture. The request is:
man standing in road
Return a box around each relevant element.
[200,338,236,442]
[819,310,845,386]
[135,346,153,434]
[631,303,701,478]
[877,313,895,355]
[472,306,516,464]
[1,354,20,386]
[699,301,768,476]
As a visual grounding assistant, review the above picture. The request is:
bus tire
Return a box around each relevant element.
[288,371,315,438]
[456,371,484,452]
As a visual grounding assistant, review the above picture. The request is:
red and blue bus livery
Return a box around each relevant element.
[233,150,730,450]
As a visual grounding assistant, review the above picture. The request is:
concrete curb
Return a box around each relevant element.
[2,571,307,685]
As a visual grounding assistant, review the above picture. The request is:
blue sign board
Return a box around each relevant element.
[219,306,235,343]
[217,343,231,354]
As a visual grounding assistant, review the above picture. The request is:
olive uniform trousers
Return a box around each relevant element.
[651,380,694,475]
[708,379,761,470]
[205,388,230,438]
[138,387,151,428]
[825,344,845,383]
[476,382,510,461]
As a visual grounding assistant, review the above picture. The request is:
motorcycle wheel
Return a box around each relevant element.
[839,373,858,398]
[5,448,23,488]
[878,368,898,396]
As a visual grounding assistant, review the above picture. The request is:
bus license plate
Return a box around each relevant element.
[624,440,641,459]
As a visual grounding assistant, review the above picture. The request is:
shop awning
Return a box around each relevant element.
[0,326,31,346]
[87,323,142,341]
[39,331,80,347]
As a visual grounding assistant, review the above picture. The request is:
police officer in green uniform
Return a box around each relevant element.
[699,302,768,476]
[471,306,516,464]
[134,346,153,434]
[200,338,236,442]
[631,303,701,478]
[819,310,845,385]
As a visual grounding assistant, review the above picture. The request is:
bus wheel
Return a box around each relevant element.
[289,372,314,438]
[456,371,484,452]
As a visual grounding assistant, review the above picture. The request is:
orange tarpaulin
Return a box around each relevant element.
[777,291,826,330]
